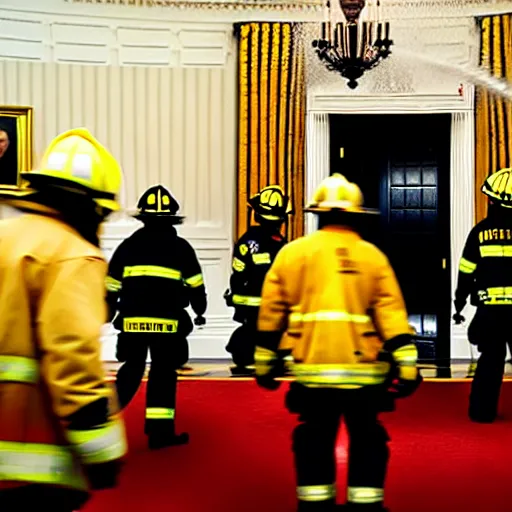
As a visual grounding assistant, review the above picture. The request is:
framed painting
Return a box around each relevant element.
[0,106,33,189]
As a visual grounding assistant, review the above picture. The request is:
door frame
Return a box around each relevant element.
[305,87,475,367]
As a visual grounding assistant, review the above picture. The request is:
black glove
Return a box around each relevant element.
[453,312,465,325]
[223,289,234,308]
[389,372,423,399]
[194,315,206,327]
[255,374,281,391]
[84,460,123,490]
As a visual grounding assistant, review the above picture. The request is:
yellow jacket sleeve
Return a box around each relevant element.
[371,254,412,342]
[38,256,127,464]
[372,254,418,380]
[257,249,290,334]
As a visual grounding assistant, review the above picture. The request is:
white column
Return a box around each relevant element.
[450,110,476,360]
[305,112,330,234]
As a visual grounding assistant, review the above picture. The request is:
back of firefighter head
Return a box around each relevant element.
[133,184,184,229]
[305,173,378,228]
[248,185,292,230]
[482,168,512,218]
[13,128,122,224]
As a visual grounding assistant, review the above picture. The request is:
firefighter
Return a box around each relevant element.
[453,167,512,423]
[254,173,421,512]
[0,128,127,511]
[106,184,207,449]
[224,185,292,375]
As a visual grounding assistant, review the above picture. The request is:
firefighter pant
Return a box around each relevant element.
[286,383,389,511]
[225,321,257,368]
[0,485,89,512]
[468,308,510,422]
[115,333,189,437]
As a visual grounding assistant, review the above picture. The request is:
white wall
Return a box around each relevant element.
[0,4,239,360]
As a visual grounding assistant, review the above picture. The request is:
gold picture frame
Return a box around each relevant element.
[0,106,33,189]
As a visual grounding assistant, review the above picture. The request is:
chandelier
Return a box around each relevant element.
[312,0,393,89]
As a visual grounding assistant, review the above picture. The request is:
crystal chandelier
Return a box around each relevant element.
[312,0,393,89]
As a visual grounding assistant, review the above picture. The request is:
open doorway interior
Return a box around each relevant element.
[329,113,452,373]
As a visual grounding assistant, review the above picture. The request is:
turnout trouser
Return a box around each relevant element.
[468,308,510,422]
[225,323,257,368]
[115,332,189,437]
[286,383,389,511]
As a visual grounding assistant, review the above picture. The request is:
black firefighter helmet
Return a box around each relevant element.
[133,184,184,224]
[248,185,292,223]
[481,168,512,209]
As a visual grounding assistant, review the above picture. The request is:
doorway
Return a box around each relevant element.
[329,113,452,375]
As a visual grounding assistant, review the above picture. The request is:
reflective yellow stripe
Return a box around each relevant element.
[232,257,246,272]
[67,418,127,465]
[0,355,38,384]
[347,487,384,504]
[232,294,261,306]
[289,311,370,326]
[239,244,249,256]
[123,265,182,280]
[480,245,512,257]
[292,362,390,388]
[253,252,272,265]
[297,484,336,502]
[185,273,204,288]
[145,407,175,420]
[254,346,278,377]
[459,257,477,274]
[123,317,178,333]
[0,440,86,489]
[392,344,418,366]
[477,286,512,305]
[105,275,122,292]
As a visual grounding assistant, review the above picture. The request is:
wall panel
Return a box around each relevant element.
[0,56,238,359]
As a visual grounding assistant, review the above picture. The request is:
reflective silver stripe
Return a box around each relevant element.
[297,484,336,502]
[347,487,384,504]
[0,356,39,384]
[0,440,86,489]
[67,418,127,465]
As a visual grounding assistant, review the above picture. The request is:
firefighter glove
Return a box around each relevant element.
[390,372,423,398]
[223,289,234,307]
[453,312,465,325]
[194,315,206,327]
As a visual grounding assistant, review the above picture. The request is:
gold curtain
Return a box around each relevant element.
[236,22,306,241]
[475,14,512,222]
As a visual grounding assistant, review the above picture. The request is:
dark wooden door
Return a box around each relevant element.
[329,114,452,376]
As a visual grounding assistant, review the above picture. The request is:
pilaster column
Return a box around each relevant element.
[305,112,330,234]
[450,110,476,359]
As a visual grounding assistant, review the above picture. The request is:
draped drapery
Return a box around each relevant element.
[235,22,306,241]
[475,14,512,222]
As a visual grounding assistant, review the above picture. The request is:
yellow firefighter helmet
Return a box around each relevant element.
[133,184,184,224]
[482,168,512,208]
[248,185,293,221]
[2,128,122,212]
[305,173,379,214]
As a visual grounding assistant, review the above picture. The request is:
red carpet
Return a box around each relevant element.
[84,381,512,512]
